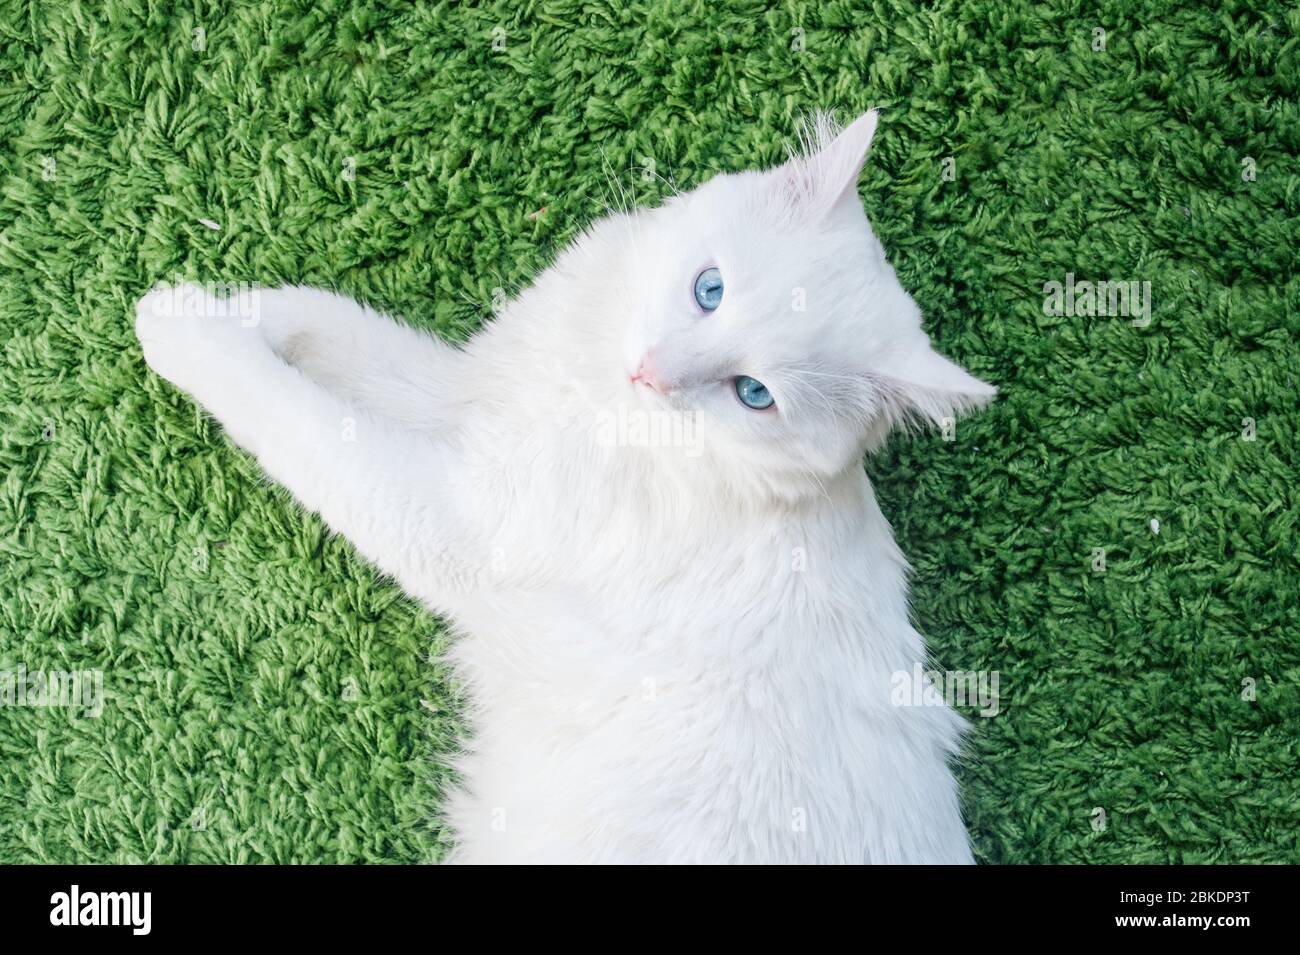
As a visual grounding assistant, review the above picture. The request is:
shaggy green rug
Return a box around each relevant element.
[1,0,1296,863]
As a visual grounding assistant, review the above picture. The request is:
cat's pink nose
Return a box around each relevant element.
[630,353,669,393]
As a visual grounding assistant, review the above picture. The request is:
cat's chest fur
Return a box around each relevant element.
[437,421,970,863]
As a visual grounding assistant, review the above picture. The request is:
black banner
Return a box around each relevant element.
[0,864,1283,941]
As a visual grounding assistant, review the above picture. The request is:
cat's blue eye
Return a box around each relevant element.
[734,375,774,410]
[693,267,723,311]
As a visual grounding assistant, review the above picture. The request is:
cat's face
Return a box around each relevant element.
[606,111,994,500]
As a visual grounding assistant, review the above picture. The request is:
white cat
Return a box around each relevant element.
[135,110,995,864]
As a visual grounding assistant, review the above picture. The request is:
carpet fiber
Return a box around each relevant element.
[1,0,1296,863]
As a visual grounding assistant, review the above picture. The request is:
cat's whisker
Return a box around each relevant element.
[597,145,633,217]
[649,166,683,198]
[785,366,862,383]
[569,183,618,224]
[781,369,840,419]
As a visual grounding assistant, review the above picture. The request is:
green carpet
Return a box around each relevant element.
[1,0,1296,864]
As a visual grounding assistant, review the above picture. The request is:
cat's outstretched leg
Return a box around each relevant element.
[244,285,463,431]
[134,283,497,608]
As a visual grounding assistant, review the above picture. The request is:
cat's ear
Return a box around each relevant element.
[873,335,996,427]
[778,109,880,214]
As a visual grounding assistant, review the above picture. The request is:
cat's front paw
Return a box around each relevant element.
[135,283,264,391]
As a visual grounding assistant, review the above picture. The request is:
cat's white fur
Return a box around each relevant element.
[134,110,995,864]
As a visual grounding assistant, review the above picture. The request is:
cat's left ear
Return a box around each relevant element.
[780,109,880,214]
[873,335,997,427]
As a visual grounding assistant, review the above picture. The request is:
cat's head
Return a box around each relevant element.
[588,111,995,501]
